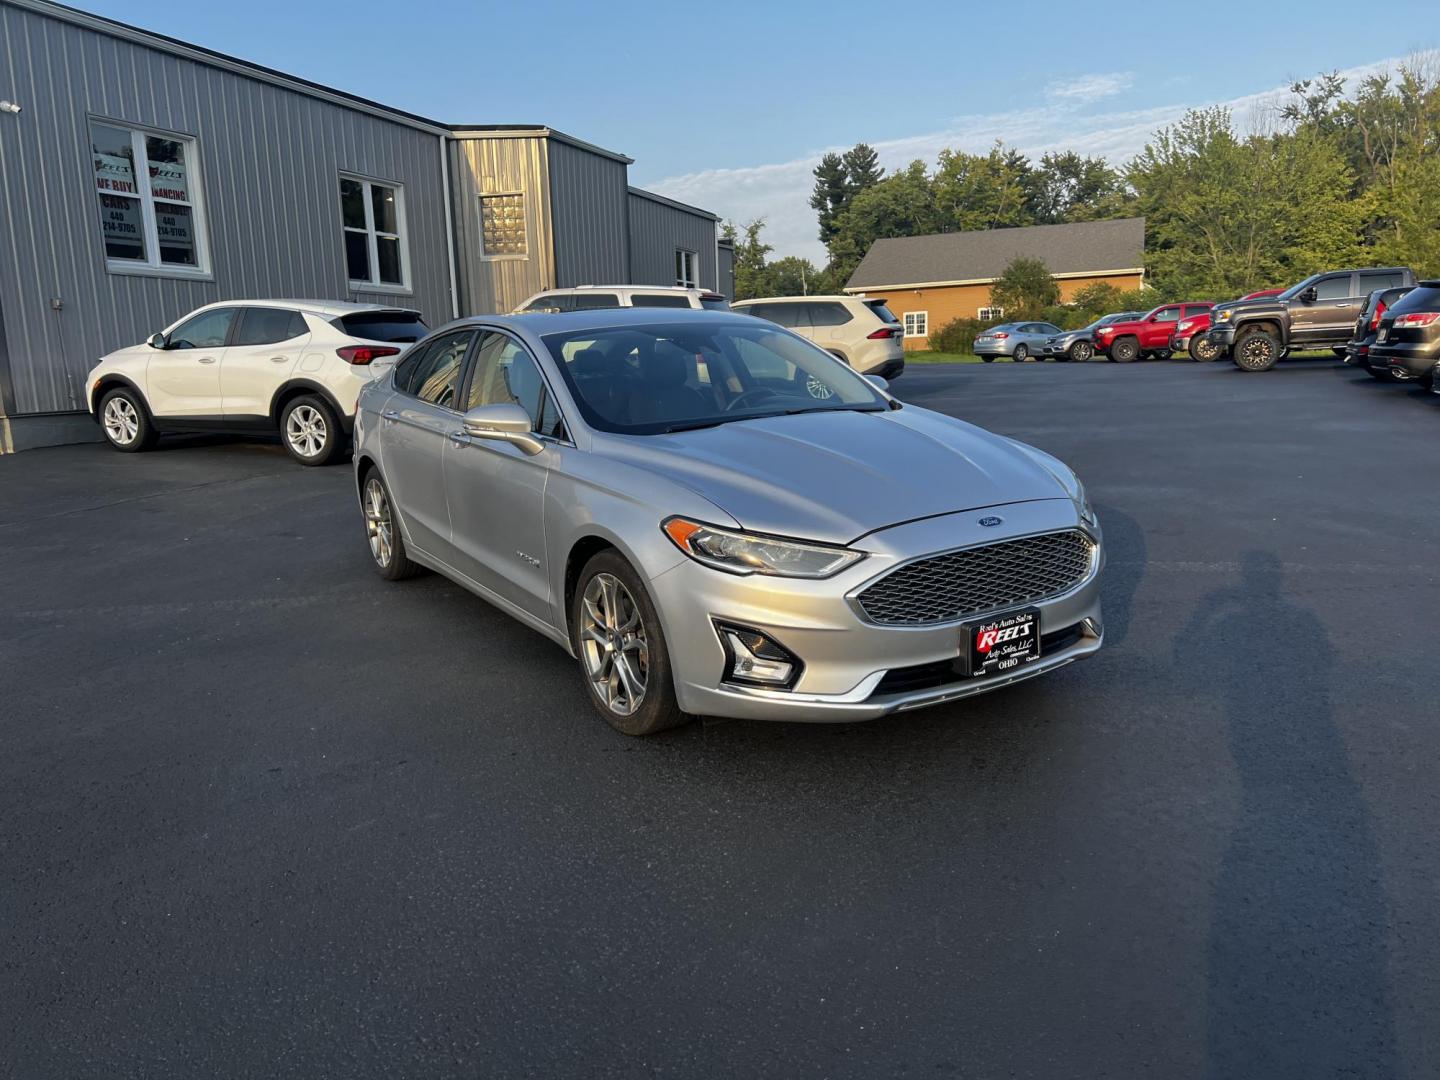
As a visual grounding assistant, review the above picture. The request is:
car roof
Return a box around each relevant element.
[539,284,715,296]
[733,295,861,304]
[453,306,758,336]
[189,298,419,317]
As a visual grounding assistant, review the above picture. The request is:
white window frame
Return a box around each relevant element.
[978,306,1004,321]
[903,311,928,338]
[341,173,412,292]
[675,249,699,289]
[477,191,529,261]
[90,118,212,279]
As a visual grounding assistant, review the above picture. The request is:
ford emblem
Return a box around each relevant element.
[978,516,1003,527]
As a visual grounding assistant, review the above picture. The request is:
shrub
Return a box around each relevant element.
[928,316,985,355]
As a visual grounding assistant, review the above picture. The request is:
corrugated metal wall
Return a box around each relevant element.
[548,141,628,288]
[449,135,553,315]
[0,0,454,416]
[626,191,718,291]
[717,243,735,300]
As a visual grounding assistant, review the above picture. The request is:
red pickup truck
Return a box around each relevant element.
[1093,302,1215,362]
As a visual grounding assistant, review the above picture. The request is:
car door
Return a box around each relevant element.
[443,330,563,622]
[807,301,853,356]
[1290,273,1357,343]
[221,307,311,419]
[1143,307,1180,349]
[379,329,475,561]
[146,306,238,416]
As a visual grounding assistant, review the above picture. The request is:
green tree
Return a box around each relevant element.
[767,255,828,296]
[931,144,1034,232]
[827,161,940,285]
[723,219,774,300]
[1026,151,1128,223]
[989,257,1060,319]
[842,143,883,192]
[809,152,850,246]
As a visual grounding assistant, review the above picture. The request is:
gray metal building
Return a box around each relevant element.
[0,0,728,451]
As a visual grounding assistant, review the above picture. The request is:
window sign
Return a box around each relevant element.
[90,121,206,272]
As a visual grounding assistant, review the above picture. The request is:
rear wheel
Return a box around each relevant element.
[280,394,344,466]
[1189,335,1223,362]
[1421,366,1436,391]
[1110,336,1140,363]
[981,356,995,363]
[1233,327,1281,372]
[573,551,689,736]
[1068,341,1093,363]
[1013,344,1029,362]
[98,387,158,452]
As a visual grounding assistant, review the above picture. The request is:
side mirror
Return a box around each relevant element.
[461,402,544,456]
[865,375,890,392]
[147,332,167,349]
[1300,286,1318,303]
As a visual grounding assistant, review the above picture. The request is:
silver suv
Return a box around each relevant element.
[732,296,905,378]
[516,285,729,313]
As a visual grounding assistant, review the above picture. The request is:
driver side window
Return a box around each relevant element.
[168,307,236,349]
[1313,275,1354,301]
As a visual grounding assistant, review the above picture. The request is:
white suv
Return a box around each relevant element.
[731,296,905,378]
[515,285,729,313]
[86,300,427,464]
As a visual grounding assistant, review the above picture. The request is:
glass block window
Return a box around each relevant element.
[479,193,527,257]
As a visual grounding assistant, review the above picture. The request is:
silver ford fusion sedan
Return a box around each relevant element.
[353,308,1104,735]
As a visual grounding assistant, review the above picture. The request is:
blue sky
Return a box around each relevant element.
[90,0,1439,260]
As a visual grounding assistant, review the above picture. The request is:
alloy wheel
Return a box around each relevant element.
[364,477,393,568]
[286,404,328,457]
[1238,337,1274,369]
[805,375,835,400]
[580,573,649,717]
[102,396,139,445]
[1073,342,1093,362]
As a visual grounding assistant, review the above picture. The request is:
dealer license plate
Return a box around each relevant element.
[962,609,1041,677]
[1378,329,1389,342]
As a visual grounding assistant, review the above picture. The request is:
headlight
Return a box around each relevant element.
[1215,310,1232,323]
[1177,319,1194,332]
[663,518,863,578]
[1073,481,1099,527]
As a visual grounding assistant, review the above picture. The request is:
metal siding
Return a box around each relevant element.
[0,1,452,415]
[449,135,553,315]
[626,192,717,291]
[717,243,735,300]
[547,140,628,287]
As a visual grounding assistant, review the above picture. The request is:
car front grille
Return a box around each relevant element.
[855,530,1096,626]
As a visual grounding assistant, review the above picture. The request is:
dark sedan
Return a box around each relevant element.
[1368,280,1440,389]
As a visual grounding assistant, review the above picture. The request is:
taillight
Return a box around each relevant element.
[992,332,1009,340]
[1392,311,1440,329]
[338,345,401,365]
[867,327,900,340]
[1369,300,1387,331]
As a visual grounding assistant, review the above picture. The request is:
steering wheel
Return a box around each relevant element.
[724,387,781,412]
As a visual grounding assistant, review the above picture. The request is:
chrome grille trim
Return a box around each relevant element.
[853,529,1097,626]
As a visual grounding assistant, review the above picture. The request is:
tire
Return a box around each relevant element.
[1366,367,1399,383]
[572,550,689,736]
[1332,347,1348,357]
[1068,341,1093,363]
[1421,367,1436,391]
[981,356,995,363]
[1154,350,1174,361]
[1233,327,1281,372]
[1013,344,1029,362]
[280,394,344,465]
[98,386,158,452]
[360,469,423,581]
[1189,335,1223,362]
[1110,336,1140,363]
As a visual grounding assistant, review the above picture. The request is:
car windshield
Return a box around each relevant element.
[541,321,889,436]
[1276,274,1321,301]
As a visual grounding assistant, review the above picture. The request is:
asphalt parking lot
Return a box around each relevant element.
[3,359,1438,1079]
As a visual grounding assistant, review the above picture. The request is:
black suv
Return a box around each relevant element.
[1368,280,1440,389]
[1204,267,1416,371]
[1346,286,1414,379]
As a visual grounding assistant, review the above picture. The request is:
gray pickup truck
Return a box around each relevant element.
[1205,267,1416,371]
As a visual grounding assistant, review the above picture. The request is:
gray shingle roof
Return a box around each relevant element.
[845,217,1145,289]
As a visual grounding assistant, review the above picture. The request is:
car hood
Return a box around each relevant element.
[595,408,1074,544]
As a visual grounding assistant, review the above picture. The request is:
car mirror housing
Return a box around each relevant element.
[146,332,167,349]
[462,402,544,455]
[865,375,889,392]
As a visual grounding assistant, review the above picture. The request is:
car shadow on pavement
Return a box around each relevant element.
[1173,551,1396,1079]
[1093,503,1144,650]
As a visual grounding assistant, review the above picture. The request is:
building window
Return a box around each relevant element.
[340,175,409,289]
[978,306,1004,321]
[90,120,207,273]
[479,193,527,257]
[675,249,698,289]
[903,311,928,338]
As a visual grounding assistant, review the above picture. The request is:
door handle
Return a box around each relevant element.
[381,410,400,423]
[197,356,217,364]
[269,356,289,363]
[448,430,472,447]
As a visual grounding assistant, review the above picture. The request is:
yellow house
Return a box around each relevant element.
[844,218,1146,349]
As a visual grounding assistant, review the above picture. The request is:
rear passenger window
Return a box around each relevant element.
[236,308,307,346]
[1183,305,1211,319]
[570,293,620,310]
[808,303,853,327]
[1361,271,1405,292]
[631,294,692,308]
[399,331,472,408]
[523,294,572,313]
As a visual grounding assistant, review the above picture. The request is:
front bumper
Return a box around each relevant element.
[1204,325,1237,349]
[648,501,1104,722]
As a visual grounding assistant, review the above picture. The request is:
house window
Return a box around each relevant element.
[479,193,527,257]
[90,120,207,273]
[978,306,1004,321]
[903,311,928,338]
[340,175,409,288]
[675,249,698,288]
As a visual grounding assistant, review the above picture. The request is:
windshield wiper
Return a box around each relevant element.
[659,418,728,434]
[781,405,884,416]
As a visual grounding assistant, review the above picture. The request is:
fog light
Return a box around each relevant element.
[716,623,802,689]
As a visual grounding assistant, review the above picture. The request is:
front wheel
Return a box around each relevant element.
[1189,335,1223,362]
[281,395,344,465]
[573,551,689,736]
[1068,341,1093,363]
[1233,328,1281,372]
[361,471,423,580]
[1013,344,1029,362]
[1110,336,1140,363]
[98,387,158,452]
[981,356,995,363]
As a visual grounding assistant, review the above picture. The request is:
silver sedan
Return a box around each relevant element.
[354,309,1104,735]
[972,321,1064,362]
